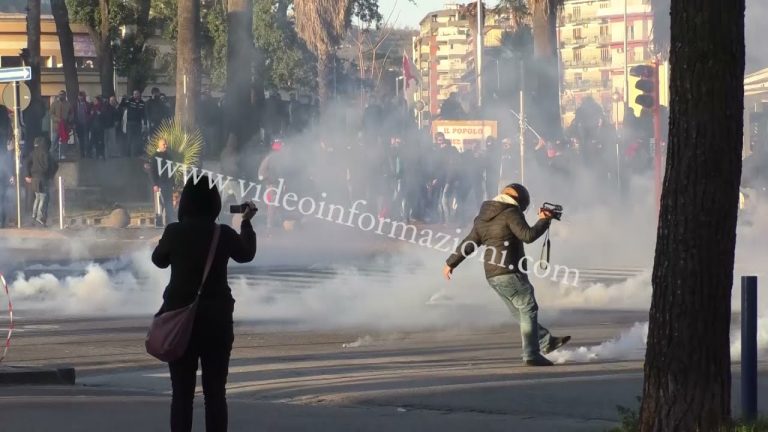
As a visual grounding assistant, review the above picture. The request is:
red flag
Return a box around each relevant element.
[402,51,421,106]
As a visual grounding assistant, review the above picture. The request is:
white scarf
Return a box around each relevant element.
[493,194,519,206]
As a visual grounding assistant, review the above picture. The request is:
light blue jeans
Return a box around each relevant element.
[487,273,552,360]
[33,192,48,223]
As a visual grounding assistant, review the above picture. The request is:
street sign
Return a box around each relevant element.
[0,67,32,83]
[1,83,30,110]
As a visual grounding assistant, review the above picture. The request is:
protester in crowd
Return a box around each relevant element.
[219,134,240,208]
[24,136,57,227]
[151,175,256,432]
[0,138,15,228]
[150,137,175,226]
[104,96,121,158]
[50,90,73,159]
[485,136,502,200]
[75,91,93,158]
[386,135,404,220]
[0,105,10,147]
[258,140,286,229]
[122,90,146,157]
[90,96,107,159]
[146,87,170,136]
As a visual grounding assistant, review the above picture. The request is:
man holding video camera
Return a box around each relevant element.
[442,183,570,366]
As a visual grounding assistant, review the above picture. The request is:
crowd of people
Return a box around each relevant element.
[47,87,172,160]
[232,118,659,230]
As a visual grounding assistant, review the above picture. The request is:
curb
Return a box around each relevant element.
[0,366,76,386]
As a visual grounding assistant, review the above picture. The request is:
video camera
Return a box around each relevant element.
[540,202,563,221]
[230,201,258,214]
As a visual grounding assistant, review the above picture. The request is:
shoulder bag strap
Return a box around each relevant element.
[196,224,221,296]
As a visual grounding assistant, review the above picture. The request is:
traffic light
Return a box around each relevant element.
[629,64,658,109]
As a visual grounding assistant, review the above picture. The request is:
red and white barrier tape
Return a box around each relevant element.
[0,274,13,363]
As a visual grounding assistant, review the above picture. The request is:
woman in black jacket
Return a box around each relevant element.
[152,175,257,432]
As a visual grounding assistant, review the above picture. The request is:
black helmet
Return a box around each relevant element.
[503,183,530,211]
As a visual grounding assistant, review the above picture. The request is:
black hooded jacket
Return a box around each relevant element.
[446,199,550,279]
[152,176,256,312]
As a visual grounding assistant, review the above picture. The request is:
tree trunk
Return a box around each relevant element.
[225,0,256,145]
[98,0,114,97]
[50,0,79,102]
[25,0,43,141]
[175,0,201,129]
[530,1,562,140]
[638,0,745,430]
[317,50,332,110]
[126,0,151,94]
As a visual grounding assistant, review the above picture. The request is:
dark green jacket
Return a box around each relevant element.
[446,199,550,279]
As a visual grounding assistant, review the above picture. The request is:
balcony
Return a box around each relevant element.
[560,14,594,26]
[562,58,602,68]
[562,79,611,91]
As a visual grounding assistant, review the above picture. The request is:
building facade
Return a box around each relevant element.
[412,4,507,117]
[558,0,666,127]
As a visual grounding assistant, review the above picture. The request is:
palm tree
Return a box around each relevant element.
[225,0,257,144]
[639,0,744,429]
[294,0,352,108]
[529,0,563,140]
[175,0,201,128]
[50,0,80,101]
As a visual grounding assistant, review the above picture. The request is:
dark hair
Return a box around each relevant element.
[177,176,221,222]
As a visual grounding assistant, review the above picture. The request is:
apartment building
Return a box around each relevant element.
[412,7,472,115]
[559,0,664,126]
[412,4,508,117]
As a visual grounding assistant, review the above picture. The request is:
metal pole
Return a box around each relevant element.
[58,176,64,230]
[13,81,22,229]
[653,60,662,209]
[623,0,629,115]
[519,60,525,184]
[476,0,483,108]
[741,275,758,422]
[615,102,621,191]
[396,76,399,98]
[496,59,500,90]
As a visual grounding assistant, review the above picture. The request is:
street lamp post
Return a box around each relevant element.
[612,90,623,191]
[396,76,404,98]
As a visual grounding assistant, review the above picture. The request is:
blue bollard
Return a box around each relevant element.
[742,275,758,422]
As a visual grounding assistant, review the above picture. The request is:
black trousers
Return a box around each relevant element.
[168,300,234,432]
[160,186,175,226]
[126,122,143,157]
[76,123,91,158]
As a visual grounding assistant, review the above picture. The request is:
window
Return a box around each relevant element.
[431,14,438,23]
[628,48,636,62]
[573,6,581,19]
[601,48,611,61]
[599,1,609,8]
[574,73,583,82]
[573,28,582,39]
[628,25,635,41]
[600,25,609,37]
[573,49,582,62]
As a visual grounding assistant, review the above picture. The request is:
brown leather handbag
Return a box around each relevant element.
[145,225,221,362]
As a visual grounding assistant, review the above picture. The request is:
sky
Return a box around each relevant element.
[379,0,452,29]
